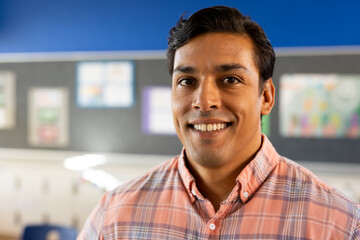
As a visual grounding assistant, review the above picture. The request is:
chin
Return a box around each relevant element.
[191,150,227,169]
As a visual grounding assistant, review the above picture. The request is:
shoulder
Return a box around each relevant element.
[101,155,181,208]
[77,156,182,238]
[276,156,360,220]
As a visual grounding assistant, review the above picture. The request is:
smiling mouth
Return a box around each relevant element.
[191,123,231,132]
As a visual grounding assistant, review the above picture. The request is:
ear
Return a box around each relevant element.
[261,78,275,116]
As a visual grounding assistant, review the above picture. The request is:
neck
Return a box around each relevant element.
[191,165,245,211]
[186,136,263,211]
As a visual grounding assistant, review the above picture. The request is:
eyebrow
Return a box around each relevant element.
[173,63,248,75]
[215,63,249,72]
[172,66,196,74]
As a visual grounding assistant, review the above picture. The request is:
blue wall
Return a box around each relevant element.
[0,0,359,53]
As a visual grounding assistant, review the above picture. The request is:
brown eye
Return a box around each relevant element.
[178,78,195,86]
[222,77,240,84]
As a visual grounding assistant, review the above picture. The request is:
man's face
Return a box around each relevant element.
[171,32,273,170]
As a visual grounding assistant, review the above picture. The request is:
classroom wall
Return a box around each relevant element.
[0,1,359,160]
[1,53,360,162]
[0,1,360,239]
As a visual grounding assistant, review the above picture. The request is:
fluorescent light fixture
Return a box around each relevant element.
[82,169,122,191]
[63,154,106,171]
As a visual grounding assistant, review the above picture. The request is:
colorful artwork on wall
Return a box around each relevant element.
[142,86,176,135]
[28,88,69,147]
[77,61,135,108]
[0,71,16,129]
[280,74,360,138]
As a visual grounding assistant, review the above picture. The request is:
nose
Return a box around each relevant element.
[192,79,221,110]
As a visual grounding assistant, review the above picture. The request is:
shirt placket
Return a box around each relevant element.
[191,183,241,239]
[195,198,222,239]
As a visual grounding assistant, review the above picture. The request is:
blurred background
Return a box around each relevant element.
[0,0,359,239]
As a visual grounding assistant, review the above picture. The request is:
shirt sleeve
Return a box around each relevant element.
[77,192,109,240]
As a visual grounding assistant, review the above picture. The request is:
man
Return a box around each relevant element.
[78,6,359,239]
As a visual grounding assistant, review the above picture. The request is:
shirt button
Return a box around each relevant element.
[243,191,249,198]
[209,223,216,230]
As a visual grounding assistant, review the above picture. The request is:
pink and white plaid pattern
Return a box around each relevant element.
[78,136,360,239]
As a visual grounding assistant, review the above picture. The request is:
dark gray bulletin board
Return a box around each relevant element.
[0,52,359,163]
[0,57,182,155]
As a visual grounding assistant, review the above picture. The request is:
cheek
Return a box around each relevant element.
[227,95,262,119]
[171,92,190,114]
[171,97,188,143]
[171,95,180,114]
[171,95,184,125]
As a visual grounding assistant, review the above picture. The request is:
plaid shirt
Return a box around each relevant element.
[78,136,360,239]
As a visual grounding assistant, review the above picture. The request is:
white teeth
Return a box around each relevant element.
[193,123,227,132]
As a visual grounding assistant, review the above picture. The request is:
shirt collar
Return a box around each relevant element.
[177,149,197,203]
[236,135,280,203]
[177,134,280,204]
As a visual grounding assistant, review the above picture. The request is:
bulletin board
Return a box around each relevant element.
[0,52,359,163]
[271,53,360,163]
[0,58,182,155]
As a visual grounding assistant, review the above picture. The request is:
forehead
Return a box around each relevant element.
[173,32,257,72]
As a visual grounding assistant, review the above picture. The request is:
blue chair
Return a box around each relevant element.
[22,224,78,240]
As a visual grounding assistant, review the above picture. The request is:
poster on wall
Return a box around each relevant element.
[28,87,69,147]
[280,74,360,138]
[142,86,176,135]
[76,61,135,108]
[0,71,16,129]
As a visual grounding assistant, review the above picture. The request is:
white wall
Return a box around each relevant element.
[0,148,166,237]
[0,148,359,238]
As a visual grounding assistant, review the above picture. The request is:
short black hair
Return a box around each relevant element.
[167,6,275,90]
